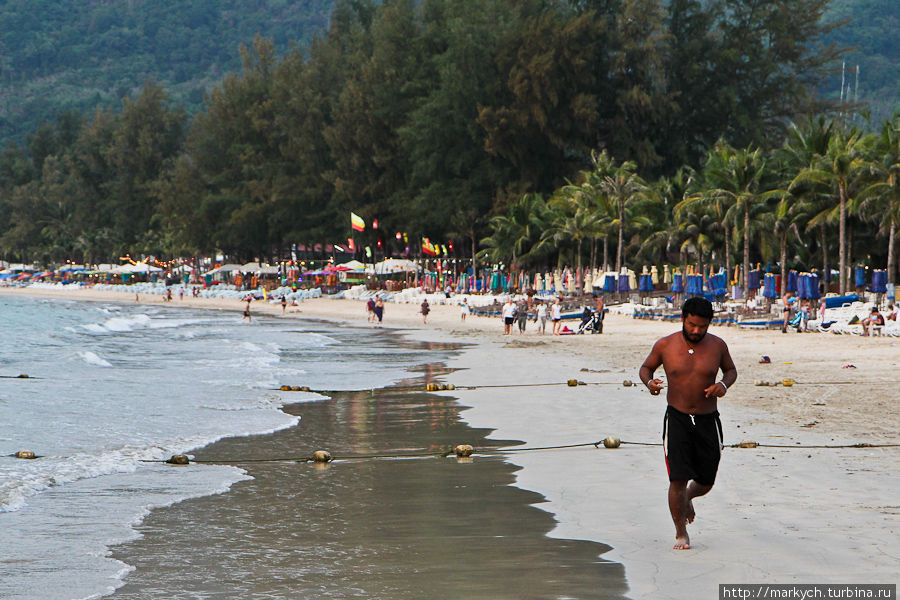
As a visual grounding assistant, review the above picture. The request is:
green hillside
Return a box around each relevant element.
[822,0,900,122]
[0,0,334,146]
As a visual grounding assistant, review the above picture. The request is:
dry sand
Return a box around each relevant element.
[3,285,898,597]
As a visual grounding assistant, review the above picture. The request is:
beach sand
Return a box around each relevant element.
[3,285,898,597]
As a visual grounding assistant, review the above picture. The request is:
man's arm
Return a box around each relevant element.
[639,339,666,396]
[704,340,737,398]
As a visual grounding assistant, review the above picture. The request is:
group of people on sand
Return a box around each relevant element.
[777,291,897,335]
[500,296,601,336]
[365,296,386,326]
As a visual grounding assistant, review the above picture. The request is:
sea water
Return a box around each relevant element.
[0,296,433,600]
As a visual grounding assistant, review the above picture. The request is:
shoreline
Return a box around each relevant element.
[2,285,898,597]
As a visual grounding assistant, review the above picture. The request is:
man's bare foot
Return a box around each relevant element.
[673,533,691,550]
[685,499,695,524]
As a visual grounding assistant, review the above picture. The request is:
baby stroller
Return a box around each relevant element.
[577,308,604,334]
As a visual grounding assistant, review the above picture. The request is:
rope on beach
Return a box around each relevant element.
[274,379,639,393]
[134,438,900,467]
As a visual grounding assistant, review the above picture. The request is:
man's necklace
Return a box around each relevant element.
[684,337,696,355]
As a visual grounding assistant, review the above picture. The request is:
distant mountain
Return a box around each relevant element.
[0,0,896,150]
[819,0,898,122]
[0,0,335,146]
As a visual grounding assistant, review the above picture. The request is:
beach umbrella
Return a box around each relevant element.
[747,269,761,290]
[762,273,777,298]
[686,274,703,295]
[651,265,659,285]
[534,272,543,293]
[855,266,866,287]
[638,273,653,292]
[671,273,684,293]
[710,273,727,297]
[603,273,617,292]
[808,272,821,299]
[872,269,887,293]
[567,270,577,294]
[618,273,630,292]
[787,270,798,292]
[583,270,593,294]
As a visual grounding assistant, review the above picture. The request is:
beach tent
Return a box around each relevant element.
[115,263,162,274]
[240,262,279,275]
[374,259,420,274]
[206,263,242,275]
[337,260,370,272]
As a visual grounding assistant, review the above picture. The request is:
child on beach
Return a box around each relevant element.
[460,299,469,321]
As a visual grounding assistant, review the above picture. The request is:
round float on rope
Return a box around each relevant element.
[291,386,302,392]
[782,378,794,387]
[426,383,439,391]
[280,385,291,391]
[738,440,758,448]
[15,450,36,459]
[454,444,474,457]
[622,380,634,387]
[754,380,769,386]
[567,379,578,387]
[445,383,455,391]
[299,386,310,392]
[166,454,190,465]
[17,374,30,379]
[602,437,621,449]
[312,450,332,463]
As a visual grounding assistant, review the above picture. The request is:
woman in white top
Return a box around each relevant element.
[536,301,548,335]
[550,300,562,334]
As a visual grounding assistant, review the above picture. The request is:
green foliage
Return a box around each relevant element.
[0,0,335,146]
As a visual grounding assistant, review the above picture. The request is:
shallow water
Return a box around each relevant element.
[110,369,627,599]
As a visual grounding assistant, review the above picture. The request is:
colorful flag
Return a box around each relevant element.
[351,212,365,232]
[347,238,355,251]
[422,238,438,256]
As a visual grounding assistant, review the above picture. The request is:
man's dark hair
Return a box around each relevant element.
[682,297,713,320]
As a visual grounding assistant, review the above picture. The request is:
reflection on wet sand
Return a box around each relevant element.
[111,364,626,599]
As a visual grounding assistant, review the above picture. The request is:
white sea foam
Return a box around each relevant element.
[78,350,112,367]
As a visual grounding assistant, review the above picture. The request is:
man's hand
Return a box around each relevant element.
[646,378,665,396]
[704,382,727,398]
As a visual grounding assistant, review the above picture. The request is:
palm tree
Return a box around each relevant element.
[480,193,550,269]
[856,114,900,284]
[792,127,871,294]
[697,140,770,297]
[777,117,836,286]
[592,150,647,273]
[539,183,604,275]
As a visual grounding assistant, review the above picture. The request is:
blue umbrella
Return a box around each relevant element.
[872,270,887,293]
[807,272,820,299]
[797,273,809,299]
[855,266,866,287]
[710,273,727,297]
[748,269,761,290]
[671,273,684,293]
[787,270,798,292]
[603,274,617,292]
[686,274,703,295]
[762,273,777,298]
[618,273,631,292]
[639,273,653,292]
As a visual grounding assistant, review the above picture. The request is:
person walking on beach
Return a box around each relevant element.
[516,299,529,334]
[638,297,737,550]
[281,296,287,314]
[536,300,547,335]
[501,297,516,335]
[550,299,562,334]
[373,296,384,326]
[420,299,430,324]
[242,297,252,323]
[460,298,469,322]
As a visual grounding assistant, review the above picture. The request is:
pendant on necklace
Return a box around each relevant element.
[688,348,694,355]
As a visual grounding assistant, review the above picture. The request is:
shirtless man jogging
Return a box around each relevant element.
[639,297,737,550]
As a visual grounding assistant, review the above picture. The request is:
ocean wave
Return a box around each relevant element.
[78,350,112,367]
